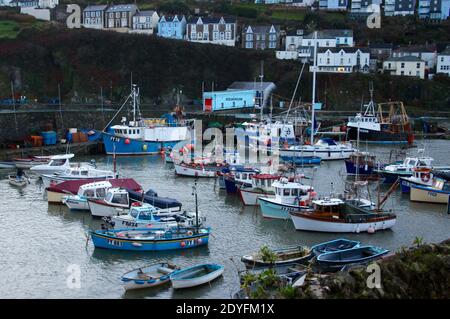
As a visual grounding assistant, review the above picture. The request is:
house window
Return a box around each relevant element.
[416,71,420,76]
[401,71,404,75]
[246,34,252,41]
[121,18,127,27]
[198,32,202,39]
[269,42,276,49]
[401,63,405,68]
[417,63,420,68]
[115,12,120,18]
[191,32,196,40]
[225,32,231,40]
[225,24,231,31]
[246,41,253,49]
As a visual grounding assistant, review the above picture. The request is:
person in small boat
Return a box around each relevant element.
[16,168,25,181]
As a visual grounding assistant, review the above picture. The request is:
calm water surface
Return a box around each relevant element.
[1,140,449,299]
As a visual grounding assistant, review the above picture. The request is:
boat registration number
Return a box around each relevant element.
[107,239,123,247]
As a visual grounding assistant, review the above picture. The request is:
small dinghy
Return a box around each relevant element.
[121,262,179,291]
[311,238,361,257]
[170,263,224,289]
[241,245,312,269]
[316,245,389,269]
[8,174,29,187]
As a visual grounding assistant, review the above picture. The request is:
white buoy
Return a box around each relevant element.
[367,226,375,234]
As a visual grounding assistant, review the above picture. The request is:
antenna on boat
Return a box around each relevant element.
[310,31,318,145]
[192,177,199,234]
[259,60,264,122]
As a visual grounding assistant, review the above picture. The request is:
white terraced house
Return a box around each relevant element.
[83,5,108,29]
[186,16,237,47]
[313,48,370,73]
[383,56,426,79]
[437,47,450,76]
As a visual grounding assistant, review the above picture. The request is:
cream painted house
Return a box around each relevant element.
[383,56,426,79]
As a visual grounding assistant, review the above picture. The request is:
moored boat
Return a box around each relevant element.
[90,227,210,251]
[316,245,389,268]
[410,170,450,204]
[174,162,225,178]
[8,174,29,187]
[399,167,433,193]
[289,198,397,233]
[375,154,433,184]
[345,152,378,176]
[46,178,142,204]
[42,165,116,188]
[121,262,179,291]
[258,178,315,219]
[170,263,224,289]
[280,138,356,161]
[0,161,15,169]
[241,245,312,269]
[310,238,361,257]
[62,181,112,211]
[29,154,74,176]
[237,173,279,206]
[13,155,51,169]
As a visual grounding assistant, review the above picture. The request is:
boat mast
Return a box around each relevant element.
[259,60,264,122]
[193,178,199,234]
[310,31,318,145]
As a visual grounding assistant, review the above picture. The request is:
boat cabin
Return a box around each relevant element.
[129,203,169,222]
[311,198,345,216]
[104,188,130,207]
[77,181,112,198]
[251,174,279,190]
[430,171,450,191]
[386,156,433,172]
[273,178,315,205]
[347,114,381,131]
[48,154,74,167]
[110,124,144,140]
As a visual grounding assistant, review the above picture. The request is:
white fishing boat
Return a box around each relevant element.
[174,162,223,178]
[14,155,52,169]
[170,264,224,289]
[121,262,179,291]
[41,165,116,188]
[30,153,74,176]
[280,138,356,161]
[238,173,279,206]
[375,153,434,183]
[88,188,130,217]
[109,202,203,230]
[258,178,316,219]
[62,181,112,210]
[410,171,450,204]
[289,198,397,233]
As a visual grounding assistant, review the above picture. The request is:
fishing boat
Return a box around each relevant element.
[289,198,397,233]
[316,245,389,268]
[223,165,259,194]
[170,263,224,289]
[0,161,15,169]
[109,202,201,230]
[399,167,434,193]
[62,181,112,211]
[29,154,75,176]
[258,178,315,219]
[280,138,356,161]
[280,154,322,165]
[410,170,450,204]
[241,245,312,269]
[41,165,116,188]
[238,173,279,206]
[8,174,29,187]
[13,155,52,169]
[310,238,361,257]
[174,162,225,178]
[46,178,142,204]
[90,227,210,251]
[345,152,378,176]
[375,153,434,184]
[121,262,179,291]
[88,188,182,217]
[235,120,299,147]
[101,84,192,155]
[346,84,414,144]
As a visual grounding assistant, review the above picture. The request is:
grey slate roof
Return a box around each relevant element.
[135,10,156,16]
[160,15,185,22]
[106,4,137,12]
[394,45,437,53]
[187,16,237,24]
[385,56,425,62]
[243,25,280,34]
[228,82,276,91]
[369,43,394,49]
[303,29,353,39]
[318,47,370,53]
[84,5,108,11]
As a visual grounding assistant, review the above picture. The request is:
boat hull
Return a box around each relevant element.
[280,149,354,161]
[91,231,209,251]
[280,156,321,165]
[258,197,302,220]
[88,200,128,217]
[344,160,374,175]
[290,212,396,233]
[238,187,274,206]
[174,164,218,178]
[62,197,89,210]
[123,277,170,291]
[410,185,450,204]
[170,266,224,289]
[376,171,411,184]
[102,132,182,155]
[347,127,410,144]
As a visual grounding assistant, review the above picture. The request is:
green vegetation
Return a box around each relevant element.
[0,20,20,39]
[259,245,278,263]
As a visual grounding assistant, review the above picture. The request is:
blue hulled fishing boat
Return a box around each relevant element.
[90,227,210,251]
[101,84,193,155]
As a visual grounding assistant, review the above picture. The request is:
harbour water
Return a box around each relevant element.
[1,140,449,299]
